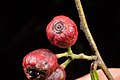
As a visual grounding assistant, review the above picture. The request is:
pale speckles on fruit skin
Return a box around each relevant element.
[22,49,58,80]
[46,15,78,48]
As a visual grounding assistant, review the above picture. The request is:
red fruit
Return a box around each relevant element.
[22,49,58,80]
[46,65,66,80]
[46,15,78,48]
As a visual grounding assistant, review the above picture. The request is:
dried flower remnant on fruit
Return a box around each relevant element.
[52,21,65,34]
[46,15,78,48]
[22,49,58,80]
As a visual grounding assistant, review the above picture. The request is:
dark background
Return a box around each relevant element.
[0,0,119,80]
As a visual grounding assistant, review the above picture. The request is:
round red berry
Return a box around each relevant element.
[46,65,66,80]
[22,49,58,80]
[46,15,78,48]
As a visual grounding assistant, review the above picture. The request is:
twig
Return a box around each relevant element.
[90,61,100,80]
[74,0,114,80]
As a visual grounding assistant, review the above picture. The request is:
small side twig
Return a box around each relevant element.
[74,0,114,80]
[90,61,100,80]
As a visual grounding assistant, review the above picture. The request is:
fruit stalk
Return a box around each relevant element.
[56,47,97,60]
[60,58,73,69]
[74,0,114,80]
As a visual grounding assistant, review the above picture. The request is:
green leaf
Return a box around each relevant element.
[90,69,99,80]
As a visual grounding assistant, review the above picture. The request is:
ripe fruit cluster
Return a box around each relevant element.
[22,15,78,80]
